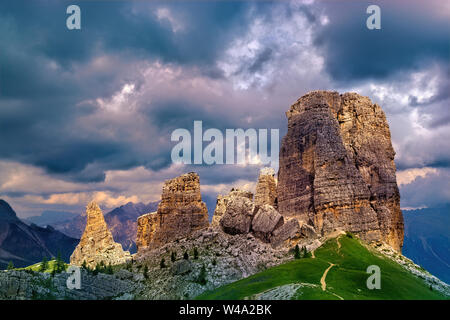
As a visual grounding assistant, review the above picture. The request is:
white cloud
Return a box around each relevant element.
[156,7,184,33]
[396,167,438,186]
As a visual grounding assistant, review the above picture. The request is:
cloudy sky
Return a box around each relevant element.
[0,0,449,218]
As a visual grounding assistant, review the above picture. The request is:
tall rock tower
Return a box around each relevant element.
[254,167,277,208]
[277,91,404,252]
[70,202,131,268]
[136,172,210,251]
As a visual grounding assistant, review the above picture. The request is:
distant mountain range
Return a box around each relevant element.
[403,205,450,284]
[0,200,79,269]
[51,201,159,253]
[24,210,77,226]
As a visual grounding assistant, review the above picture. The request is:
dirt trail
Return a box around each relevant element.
[320,262,335,291]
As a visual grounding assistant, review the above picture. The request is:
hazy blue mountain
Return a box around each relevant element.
[24,210,77,227]
[0,200,79,269]
[403,205,450,284]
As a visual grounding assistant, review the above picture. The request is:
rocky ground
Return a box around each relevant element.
[0,225,323,300]
[133,226,301,299]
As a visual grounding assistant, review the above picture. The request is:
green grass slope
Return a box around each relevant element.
[197,235,448,300]
[16,259,67,273]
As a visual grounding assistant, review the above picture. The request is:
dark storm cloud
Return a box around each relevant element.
[0,0,253,182]
[0,1,250,67]
[315,0,450,81]
[1,0,449,214]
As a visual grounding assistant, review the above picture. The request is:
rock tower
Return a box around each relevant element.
[136,172,209,251]
[70,202,131,268]
[277,91,404,251]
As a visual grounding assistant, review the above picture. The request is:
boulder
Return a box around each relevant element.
[220,196,256,235]
[171,259,192,275]
[251,205,283,242]
[212,189,253,227]
[270,218,301,247]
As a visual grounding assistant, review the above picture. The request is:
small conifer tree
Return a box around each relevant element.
[294,244,301,259]
[193,247,199,260]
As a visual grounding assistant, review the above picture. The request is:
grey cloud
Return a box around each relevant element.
[400,168,450,208]
[315,0,450,81]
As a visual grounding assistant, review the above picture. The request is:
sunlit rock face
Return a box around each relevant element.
[70,202,131,268]
[211,189,253,228]
[136,172,209,252]
[277,91,404,252]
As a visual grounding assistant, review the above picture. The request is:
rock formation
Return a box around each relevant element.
[277,91,404,251]
[211,189,253,227]
[52,201,159,254]
[70,202,131,268]
[254,167,277,208]
[251,205,284,242]
[214,178,309,246]
[136,172,209,251]
[220,196,256,235]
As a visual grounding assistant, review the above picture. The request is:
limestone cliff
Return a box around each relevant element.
[277,91,404,251]
[136,172,209,251]
[70,202,131,268]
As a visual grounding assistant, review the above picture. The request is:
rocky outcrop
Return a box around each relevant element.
[70,202,131,268]
[212,189,253,227]
[254,168,277,208]
[214,185,314,246]
[251,205,283,242]
[136,173,209,251]
[134,227,294,299]
[277,91,404,252]
[220,196,256,235]
[0,269,143,300]
[135,212,159,249]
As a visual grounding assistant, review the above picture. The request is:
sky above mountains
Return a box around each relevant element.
[0,0,449,217]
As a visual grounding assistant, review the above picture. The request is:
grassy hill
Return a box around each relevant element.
[197,234,449,300]
[16,259,68,273]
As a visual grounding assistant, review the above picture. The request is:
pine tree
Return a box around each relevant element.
[143,265,149,279]
[294,244,301,259]
[93,263,100,275]
[302,246,311,258]
[55,251,65,273]
[171,251,177,262]
[160,258,166,269]
[193,247,199,260]
[39,256,49,272]
[183,251,189,260]
[196,264,207,285]
[7,261,14,270]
